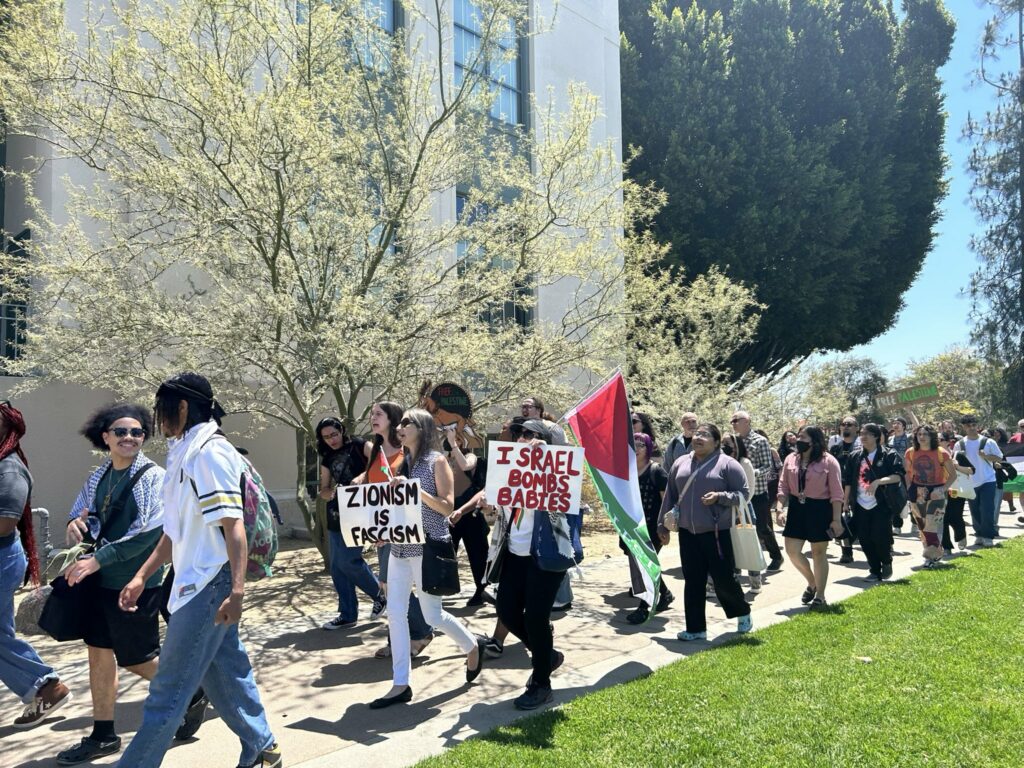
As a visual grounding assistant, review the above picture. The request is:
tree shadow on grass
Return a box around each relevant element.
[438,661,654,750]
[774,602,848,618]
[832,575,912,589]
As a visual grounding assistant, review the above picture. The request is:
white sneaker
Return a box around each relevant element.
[748,574,762,593]
[973,537,984,548]
[982,538,995,547]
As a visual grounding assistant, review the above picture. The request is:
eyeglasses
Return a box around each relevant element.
[398,418,416,428]
[693,430,713,438]
[841,422,857,427]
[111,427,146,439]
[729,417,746,424]
[521,430,544,440]
[631,417,641,424]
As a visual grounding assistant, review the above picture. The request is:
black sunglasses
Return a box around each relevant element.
[521,430,544,440]
[111,427,146,439]
[398,418,416,428]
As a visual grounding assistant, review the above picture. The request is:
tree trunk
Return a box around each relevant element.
[294,427,329,567]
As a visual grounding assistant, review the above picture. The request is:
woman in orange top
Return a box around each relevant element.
[903,425,957,566]
[358,402,434,658]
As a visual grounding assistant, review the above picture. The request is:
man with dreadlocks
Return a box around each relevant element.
[0,401,72,727]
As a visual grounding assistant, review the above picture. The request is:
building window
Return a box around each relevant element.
[454,1,521,125]
[0,230,29,365]
[456,193,533,328]
[296,1,396,32]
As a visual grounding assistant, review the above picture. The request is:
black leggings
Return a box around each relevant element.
[450,511,490,591]
[496,553,564,687]
[678,527,750,633]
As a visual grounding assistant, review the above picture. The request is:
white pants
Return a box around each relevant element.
[387,554,477,686]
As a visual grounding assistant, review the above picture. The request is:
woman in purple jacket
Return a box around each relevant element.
[658,423,752,641]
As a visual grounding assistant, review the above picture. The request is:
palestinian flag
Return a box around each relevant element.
[377,446,396,480]
[564,371,661,608]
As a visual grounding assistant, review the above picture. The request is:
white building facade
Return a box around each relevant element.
[0,0,623,534]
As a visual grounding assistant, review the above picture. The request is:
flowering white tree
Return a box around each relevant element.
[0,0,658,552]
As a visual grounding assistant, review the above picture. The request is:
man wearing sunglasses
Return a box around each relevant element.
[58,404,205,765]
[828,416,862,564]
[519,397,566,445]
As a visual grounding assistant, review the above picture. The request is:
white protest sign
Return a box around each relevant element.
[485,441,585,514]
[337,479,424,546]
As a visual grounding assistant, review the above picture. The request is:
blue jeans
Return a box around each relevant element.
[378,544,432,641]
[117,566,274,768]
[328,529,381,621]
[968,481,999,539]
[0,536,58,702]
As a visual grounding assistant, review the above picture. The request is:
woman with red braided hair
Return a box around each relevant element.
[0,400,72,728]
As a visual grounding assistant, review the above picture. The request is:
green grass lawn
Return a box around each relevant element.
[421,539,1024,768]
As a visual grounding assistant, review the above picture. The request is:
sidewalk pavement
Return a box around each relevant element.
[5,508,1023,768]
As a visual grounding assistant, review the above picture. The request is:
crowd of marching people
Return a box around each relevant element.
[2,378,1022,767]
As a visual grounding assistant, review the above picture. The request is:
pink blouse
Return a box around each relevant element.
[777,452,844,503]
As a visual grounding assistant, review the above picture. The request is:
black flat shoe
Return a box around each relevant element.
[466,638,486,683]
[175,689,209,741]
[368,687,412,709]
[57,736,122,765]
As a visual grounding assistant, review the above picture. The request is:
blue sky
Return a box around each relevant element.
[836,0,996,375]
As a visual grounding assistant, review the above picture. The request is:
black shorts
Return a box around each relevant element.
[782,495,833,543]
[82,586,162,668]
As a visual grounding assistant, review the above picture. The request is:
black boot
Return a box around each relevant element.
[838,546,854,564]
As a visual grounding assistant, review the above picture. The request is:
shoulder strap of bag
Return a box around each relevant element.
[95,462,156,544]
[674,457,701,509]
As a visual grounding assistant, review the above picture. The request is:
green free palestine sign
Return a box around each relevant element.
[874,383,940,411]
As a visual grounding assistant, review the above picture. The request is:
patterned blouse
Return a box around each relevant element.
[393,450,451,559]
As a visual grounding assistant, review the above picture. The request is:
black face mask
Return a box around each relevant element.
[796,439,812,453]
[721,443,734,456]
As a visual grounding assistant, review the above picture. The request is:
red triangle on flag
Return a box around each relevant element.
[566,372,633,481]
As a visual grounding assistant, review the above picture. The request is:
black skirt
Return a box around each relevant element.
[782,495,833,542]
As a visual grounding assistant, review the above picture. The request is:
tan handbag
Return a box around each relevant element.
[663,464,700,532]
